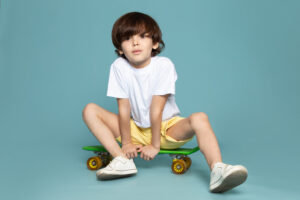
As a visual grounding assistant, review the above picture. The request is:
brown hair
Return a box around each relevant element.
[111,12,165,60]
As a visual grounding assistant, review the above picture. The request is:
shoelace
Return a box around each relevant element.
[107,157,126,169]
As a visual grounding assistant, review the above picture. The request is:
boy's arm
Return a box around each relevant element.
[117,98,132,145]
[150,94,170,149]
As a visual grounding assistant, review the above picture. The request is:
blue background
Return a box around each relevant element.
[1,0,299,199]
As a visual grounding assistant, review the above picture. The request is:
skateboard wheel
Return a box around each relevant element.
[102,155,113,166]
[183,157,192,169]
[87,156,102,170]
[172,159,187,174]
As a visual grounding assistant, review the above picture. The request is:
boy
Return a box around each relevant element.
[82,11,248,193]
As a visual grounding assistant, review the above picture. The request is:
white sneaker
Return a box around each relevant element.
[96,156,137,180]
[209,162,248,193]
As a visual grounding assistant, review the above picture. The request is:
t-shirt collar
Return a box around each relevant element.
[127,56,156,73]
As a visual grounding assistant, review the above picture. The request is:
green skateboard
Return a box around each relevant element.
[82,145,199,174]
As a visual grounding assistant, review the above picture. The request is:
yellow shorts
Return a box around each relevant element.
[116,116,194,149]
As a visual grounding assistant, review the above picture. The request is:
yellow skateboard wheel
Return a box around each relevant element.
[183,157,192,169]
[87,156,102,170]
[172,159,187,174]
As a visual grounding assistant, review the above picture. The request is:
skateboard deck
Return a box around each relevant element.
[83,145,199,174]
[82,145,199,155]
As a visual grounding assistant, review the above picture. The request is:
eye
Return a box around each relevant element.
[140,33,149,38]
[123,35,131,41]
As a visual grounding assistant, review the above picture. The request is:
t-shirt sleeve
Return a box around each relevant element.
[106,63,129,98]
[152,59,177,95]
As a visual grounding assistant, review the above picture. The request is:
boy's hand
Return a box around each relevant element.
[122,143,143,159]
[137,144,160,161]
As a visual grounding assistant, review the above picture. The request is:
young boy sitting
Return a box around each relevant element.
[82,11,248,193]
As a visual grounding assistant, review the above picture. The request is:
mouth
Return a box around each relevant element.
[132,50,142,54]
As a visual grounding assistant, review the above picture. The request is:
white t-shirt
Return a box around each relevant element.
[106,55,181,128]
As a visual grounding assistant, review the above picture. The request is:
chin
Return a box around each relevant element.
[131,56,145,62]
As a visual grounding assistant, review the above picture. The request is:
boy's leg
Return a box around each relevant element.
[166,112,247,192]
[82,103,126,158]
[82,103,138,180]
[166,112,222,170]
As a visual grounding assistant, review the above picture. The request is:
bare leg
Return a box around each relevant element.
[82,103,126,158]
[166,113,247,193]
[190,113,222,170]
[165,112,222,170]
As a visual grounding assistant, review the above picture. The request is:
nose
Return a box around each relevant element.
[132,35,139,46]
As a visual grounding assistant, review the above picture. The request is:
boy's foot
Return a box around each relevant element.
[96,156,137,180]
[209,162,248,193]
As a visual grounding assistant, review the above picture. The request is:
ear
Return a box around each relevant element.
[118,50,124,54]
[153,42,159,50]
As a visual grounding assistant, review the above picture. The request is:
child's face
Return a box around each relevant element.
[118,33,159,68]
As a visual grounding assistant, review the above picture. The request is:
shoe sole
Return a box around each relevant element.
[210,167,248,193]
[97,170,137,180]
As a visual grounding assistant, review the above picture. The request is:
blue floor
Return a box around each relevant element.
[1,122,299,200]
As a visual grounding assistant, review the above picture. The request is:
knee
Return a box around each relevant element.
[82,103,98,120]
[189,112,209,127]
